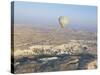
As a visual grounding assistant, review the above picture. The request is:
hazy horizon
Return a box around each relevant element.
[13,1,97,32]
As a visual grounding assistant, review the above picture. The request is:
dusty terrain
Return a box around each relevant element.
[11,25,97,74]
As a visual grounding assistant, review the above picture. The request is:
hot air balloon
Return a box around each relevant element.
[59,16,69,28]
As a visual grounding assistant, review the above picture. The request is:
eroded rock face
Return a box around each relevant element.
[14,41,88,58]
[13,40,97,74]
[14,55,79,73]
[85,60,97,69]
[14,54,97,74]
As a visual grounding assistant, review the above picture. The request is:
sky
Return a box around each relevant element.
[13,1,97,32]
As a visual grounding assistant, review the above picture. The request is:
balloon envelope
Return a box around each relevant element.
[59,16,69,28]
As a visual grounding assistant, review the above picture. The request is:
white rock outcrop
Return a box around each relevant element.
[14,41,88,57]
